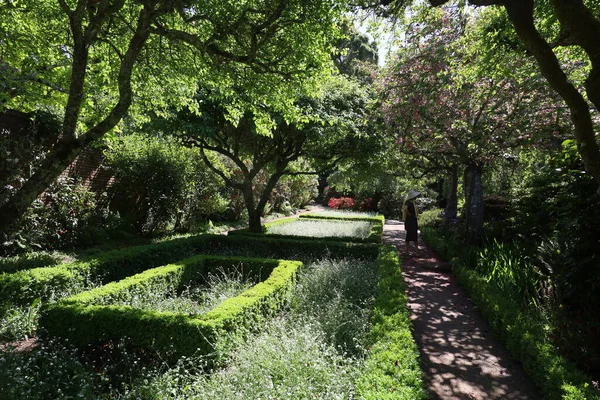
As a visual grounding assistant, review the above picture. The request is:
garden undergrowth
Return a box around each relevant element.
[0,257,379,399]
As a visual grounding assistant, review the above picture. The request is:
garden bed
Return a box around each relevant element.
[2,241,426,399]
[422,228,600,400]
[229,213,384,244]
[40,255,302,364]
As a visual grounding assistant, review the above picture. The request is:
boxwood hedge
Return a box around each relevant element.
[40,255,302,364]
[0,234,381,317]
[357,245,428,399]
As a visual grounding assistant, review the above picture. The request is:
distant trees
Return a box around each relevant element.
[380,6,565,243]
[366,0,600,188]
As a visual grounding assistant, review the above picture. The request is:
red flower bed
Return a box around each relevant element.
[328,197,355,210]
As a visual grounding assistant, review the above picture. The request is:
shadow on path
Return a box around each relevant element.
[383,219,541,400]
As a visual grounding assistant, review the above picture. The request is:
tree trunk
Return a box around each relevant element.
[241,179,262,233]
[551,0,600,112]
[463,163,484,246]
[0,139,85,232]
[504,0,600,187]
[445,165,459,225]
[247,210,263,233]
[244,169,287,233]
[317,173,329,203]
[0,6,155,233]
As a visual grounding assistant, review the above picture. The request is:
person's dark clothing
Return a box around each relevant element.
[405,201,418,241]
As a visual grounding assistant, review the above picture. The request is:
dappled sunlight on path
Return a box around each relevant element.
[383,220,541,400]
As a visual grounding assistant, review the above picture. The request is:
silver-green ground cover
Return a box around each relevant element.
[268,219,373,239]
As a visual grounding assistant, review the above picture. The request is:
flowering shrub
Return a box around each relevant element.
[328,197,355,210]
[357,197,376,212]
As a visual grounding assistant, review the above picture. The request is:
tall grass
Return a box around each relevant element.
[121,319,360,399]
[477,240,540,305]
[291,258,378,354]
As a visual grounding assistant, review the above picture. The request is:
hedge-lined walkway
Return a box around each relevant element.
[383,220,540,400]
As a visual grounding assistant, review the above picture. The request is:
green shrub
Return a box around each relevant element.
[109,265,255,315]
[270,170,319,212]
[357,245,428,399]
[105,134,227,235]
[1,178,96,255]
[0,233,380,318]
[454,264,599,400]
[377,193,405,219]
[418,208,443,228]
[0,252,64,274]
[40,255,303,364]
[214,234,381,260]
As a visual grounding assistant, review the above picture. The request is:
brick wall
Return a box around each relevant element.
[59,146,116,205]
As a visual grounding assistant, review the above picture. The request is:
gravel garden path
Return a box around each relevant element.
[383,219,541,400]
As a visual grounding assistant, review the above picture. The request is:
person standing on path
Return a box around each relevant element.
[403,190,420,253]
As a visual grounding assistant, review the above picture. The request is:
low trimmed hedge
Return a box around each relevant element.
[0,234,380,318]
[229,214,384,244]
[298,213,384,224]
[423,229,600,400]
[0,235,213,311]
[454,265,599,400]
[357,245,428,399]
[40,255,302,364]
[299,214,384,243]
[216,234,381,260]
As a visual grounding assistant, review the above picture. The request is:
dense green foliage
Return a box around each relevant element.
[0,210,426,399]
[357,245,428,399]
[423,227,599,400]
[105,134,228,234]
[3,0,600,395]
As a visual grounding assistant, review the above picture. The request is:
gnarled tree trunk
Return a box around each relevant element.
[0,4,156,233]
[464,163,484,246]
[445,164,459,225]
[503,0,600,186]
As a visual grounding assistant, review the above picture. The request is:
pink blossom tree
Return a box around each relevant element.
[380,6,566,243]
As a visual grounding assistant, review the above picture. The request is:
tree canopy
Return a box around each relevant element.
[0,0,343,232]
